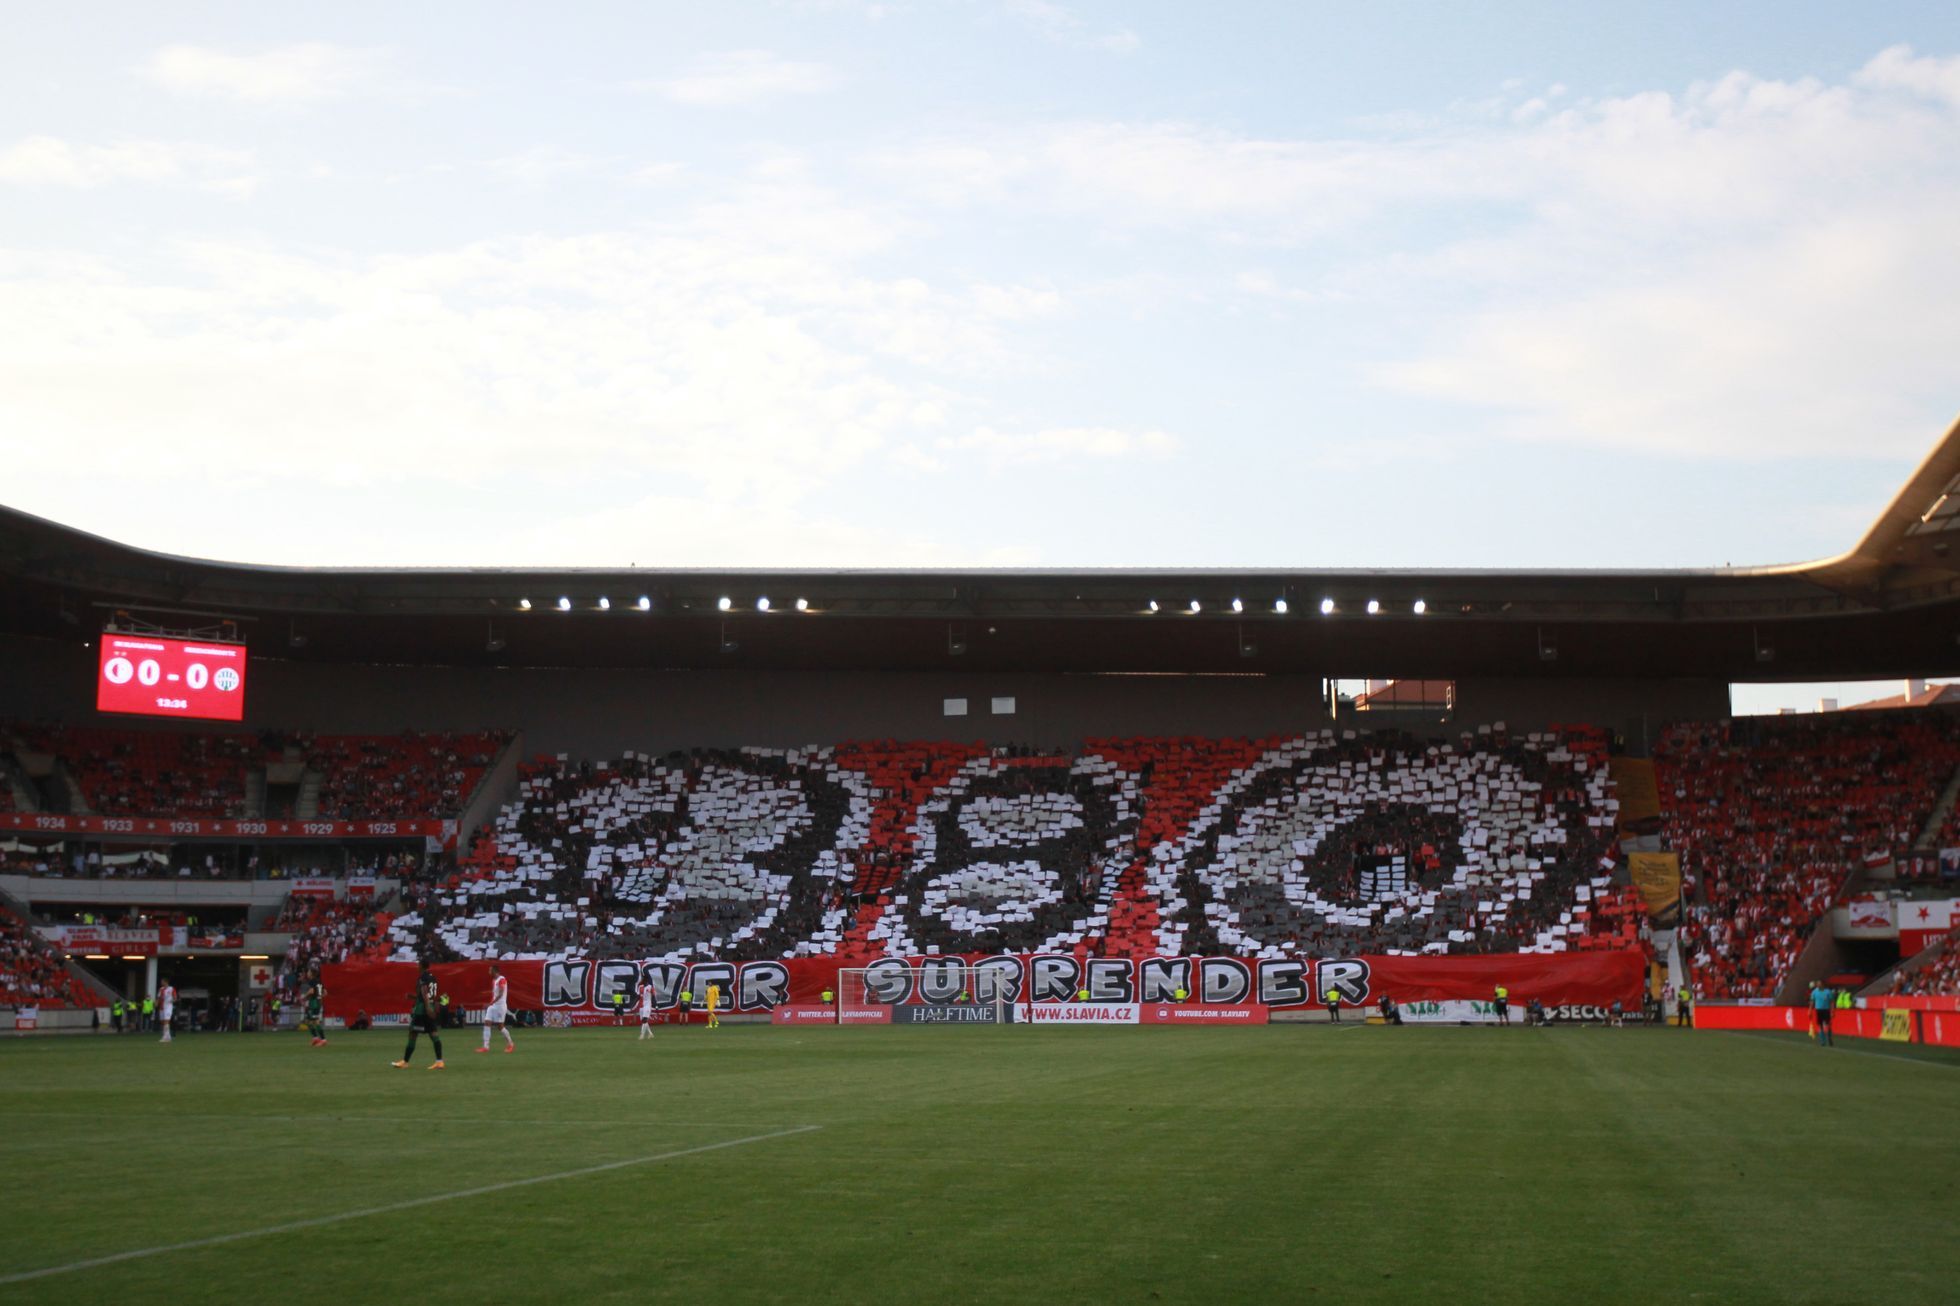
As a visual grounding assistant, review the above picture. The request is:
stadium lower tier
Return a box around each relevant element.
[321,949,1646,1021]
[395,726,1633,967]
[1657,712,1960,998]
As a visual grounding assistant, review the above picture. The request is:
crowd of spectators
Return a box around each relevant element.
[1894,928,1960,995]
[0,845,426,882]
[307,730,507,819]
[0,908,95,1008]
[1,723,507,820]
[14,725,256,816]
[377,728,1646,968]
[1145,724,1633,959]
[868,752,1134,958]
[392,746,867,963]
[274,897,394,997]
[1659,712,1960,999]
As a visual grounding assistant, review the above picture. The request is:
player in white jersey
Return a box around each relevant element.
[637,981,655,1040]
[157,982,176,1044]
[476,963,515,1054]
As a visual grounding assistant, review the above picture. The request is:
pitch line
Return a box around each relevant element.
[0,1111,790,1127]
[0,1124,821,1286]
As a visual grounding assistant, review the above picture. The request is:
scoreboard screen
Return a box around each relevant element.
[96,634,247,721]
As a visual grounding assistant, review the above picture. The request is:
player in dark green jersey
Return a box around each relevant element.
[391,965,446,1069]
[304,976,328,1046]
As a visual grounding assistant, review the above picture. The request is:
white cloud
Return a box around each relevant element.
[142,42,388,104]
[1002,0,1138,54]
[0,173,1118,564]
[937,425,1177,470]
[642,50,840,108]
[1855,44,1960,107]
[970,282,1062,319]
[1380,207,1960,459]
[881,50,1960,460]
[879,121,1480,236]
[484,146,609,187]
[0,136,255,193]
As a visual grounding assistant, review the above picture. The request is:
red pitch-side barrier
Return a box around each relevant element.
[1693,1003,1960,1045]
[1862,995,1960,1012]
[1921,1010,1960,1047]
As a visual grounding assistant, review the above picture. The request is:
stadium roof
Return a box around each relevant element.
[5,414,1960,680]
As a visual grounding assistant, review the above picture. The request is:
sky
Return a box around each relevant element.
[5,2,1960,713]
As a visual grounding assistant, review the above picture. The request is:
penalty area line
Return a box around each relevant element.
[0,1124,821,1286]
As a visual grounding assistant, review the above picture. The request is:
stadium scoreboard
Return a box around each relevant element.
[96,633,247,721]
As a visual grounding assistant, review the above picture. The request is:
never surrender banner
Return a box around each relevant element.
[322,950,1642,1021]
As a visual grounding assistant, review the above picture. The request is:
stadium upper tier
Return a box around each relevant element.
[0,725,509,819]
[383,726,1646,966]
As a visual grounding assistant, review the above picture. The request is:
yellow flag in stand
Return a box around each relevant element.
[1627,852,1682,926]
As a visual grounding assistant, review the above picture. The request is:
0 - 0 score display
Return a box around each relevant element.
[96,634,248,721]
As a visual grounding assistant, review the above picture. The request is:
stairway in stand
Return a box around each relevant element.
[1913,760,1960,851]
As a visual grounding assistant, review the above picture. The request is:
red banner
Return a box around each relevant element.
[37,926,160,956]
[0,814,451,841]
[323,951,1643,1020]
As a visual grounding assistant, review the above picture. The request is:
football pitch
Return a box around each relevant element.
[1,1024,1956,1304]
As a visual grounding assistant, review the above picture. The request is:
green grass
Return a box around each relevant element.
[1,1024,1956,1304]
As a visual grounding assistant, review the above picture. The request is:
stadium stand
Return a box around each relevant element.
[0,725,508,819]
[382,725,1642,966]
[21,711,1959,1004]
[1895,929,1960,995]
[1145,724,1629,960]
[305,730,507,819]
[0,905,96,1009]
[1658,712,1960,999]
[14,725,258,817]
[274,896,396,996]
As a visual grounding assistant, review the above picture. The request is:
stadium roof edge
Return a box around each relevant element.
[5,412,1960,679]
